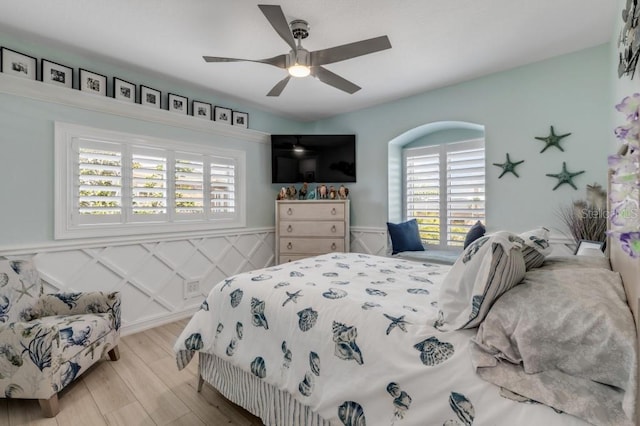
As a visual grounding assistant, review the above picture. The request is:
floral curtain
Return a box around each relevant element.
[610,94,640,258]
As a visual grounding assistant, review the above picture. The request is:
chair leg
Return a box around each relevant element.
[39,394,60,418]
[108,345,120,361]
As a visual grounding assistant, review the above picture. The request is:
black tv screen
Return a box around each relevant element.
[271,134,356,183]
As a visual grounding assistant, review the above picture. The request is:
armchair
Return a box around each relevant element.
[0,259,121,417]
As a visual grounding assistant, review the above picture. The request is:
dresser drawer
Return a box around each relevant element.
[278,255,312,263]
[279,221,345,237]
[278,202,345,221]
[279,238,345,254]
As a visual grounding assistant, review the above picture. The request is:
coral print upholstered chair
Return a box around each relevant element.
[0,258,121,417]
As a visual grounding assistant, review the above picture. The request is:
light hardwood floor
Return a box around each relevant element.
[0,319,263,426]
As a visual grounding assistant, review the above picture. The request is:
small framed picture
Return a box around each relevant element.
[575,239,605,256]
[168,93,188,114]
[140,85,161,108]
[192,100,212,120]
[79,68,107,96]
[214,106,232,124]
[41,59,73,88]
[113,77,136,103]
[232,111,249,128]
[1,47,37,80]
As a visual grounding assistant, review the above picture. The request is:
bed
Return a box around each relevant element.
[173,236,638,425]
[173,150,639,426]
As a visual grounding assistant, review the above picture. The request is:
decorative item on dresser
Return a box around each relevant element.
[275,199,349,264]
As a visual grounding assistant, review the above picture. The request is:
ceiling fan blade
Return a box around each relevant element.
[258,4,297,52]
[203,54,287,68]
[267,76,291,97]
[310,35,392,66]
[311,66,361,94]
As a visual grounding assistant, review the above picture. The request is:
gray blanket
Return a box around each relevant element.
[470,267,637,426]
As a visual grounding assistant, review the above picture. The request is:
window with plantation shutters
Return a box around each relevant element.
[131,148,167,219]
[210,159,236,215]
[404,139,485,248]
[76,141,123,223]
[55,122,246,239]
[175,155,204,216]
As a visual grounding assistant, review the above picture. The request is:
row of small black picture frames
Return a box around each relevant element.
[0,46,249,128]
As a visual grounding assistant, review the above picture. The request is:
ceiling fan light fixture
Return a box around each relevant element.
[288,64,310,77]
[287,47,310,77]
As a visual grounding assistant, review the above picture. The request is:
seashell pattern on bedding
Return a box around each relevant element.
[174,252,607,426]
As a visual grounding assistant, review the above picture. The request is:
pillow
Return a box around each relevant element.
[463,220,486,248]
[518,227,552,270]
[437,231,526,330]
[0,259,42,323]
[386,219,424,255]
[470,268,636,426]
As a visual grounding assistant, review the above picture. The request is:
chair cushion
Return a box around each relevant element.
[36,313,115,360]
[0,259,42,324]
[387,219,424,255]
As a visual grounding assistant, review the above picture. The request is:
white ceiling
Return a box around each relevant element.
[0,0,616,122]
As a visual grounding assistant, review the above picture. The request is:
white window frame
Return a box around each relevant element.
[55,122,246,239]
[403,138,485,249]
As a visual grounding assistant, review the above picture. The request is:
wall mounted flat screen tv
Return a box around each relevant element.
[271,134,356,183]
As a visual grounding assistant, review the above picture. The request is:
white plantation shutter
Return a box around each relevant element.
[446,140,485,246]
[75,139,122,223]
[174,155,205,216]
[404,139,485,249]
[131,148,167,219]
[56,122,246,239]
[405,147,441,245]
[210,157,236,215]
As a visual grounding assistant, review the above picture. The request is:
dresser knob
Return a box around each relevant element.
[287,225,293,232]
[331,243,337,250]
[331,208,336,215]
[287,242,293,250]
[331,225,336,233]
[287,208,293,215]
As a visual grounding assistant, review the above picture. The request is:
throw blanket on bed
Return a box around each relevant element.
[174,253,594,426]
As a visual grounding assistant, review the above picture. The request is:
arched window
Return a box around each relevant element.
[389,122,486,249]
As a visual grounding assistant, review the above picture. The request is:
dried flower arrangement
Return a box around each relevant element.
[557,183,608,245]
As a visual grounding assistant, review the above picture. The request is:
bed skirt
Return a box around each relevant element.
[198,352,333,426]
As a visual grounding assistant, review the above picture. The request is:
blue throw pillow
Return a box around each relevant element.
[387,219,424,255]
[463,220,486,249]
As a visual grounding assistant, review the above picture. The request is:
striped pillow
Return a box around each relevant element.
[437,231,526,330]
[519,228,552,270]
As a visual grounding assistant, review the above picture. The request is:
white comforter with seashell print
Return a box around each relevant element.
[174,253,591,426]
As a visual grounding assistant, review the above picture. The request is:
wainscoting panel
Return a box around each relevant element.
[350,227,388,256]
[1,226,572,334]
[1,229,275,335]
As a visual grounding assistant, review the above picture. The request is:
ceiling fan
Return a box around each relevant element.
[203,4,392,96]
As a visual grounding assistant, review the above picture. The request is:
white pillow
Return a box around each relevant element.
[437,231,526,330]
[519,227,552,270]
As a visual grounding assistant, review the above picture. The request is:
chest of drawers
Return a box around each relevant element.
[275,200,350,264]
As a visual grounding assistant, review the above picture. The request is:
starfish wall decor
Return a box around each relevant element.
[545,161,584,190]
[535,126,571,153]
[492,153,524,178]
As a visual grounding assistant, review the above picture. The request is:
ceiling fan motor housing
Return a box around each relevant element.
[290,19,309,39]
[287,48,310,69]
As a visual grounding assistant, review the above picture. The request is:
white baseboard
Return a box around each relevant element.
[121,306,199,336]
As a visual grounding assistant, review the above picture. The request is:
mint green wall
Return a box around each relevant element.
[0,32,306,246]
[0,28,613,246]
[308,45,611,234]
